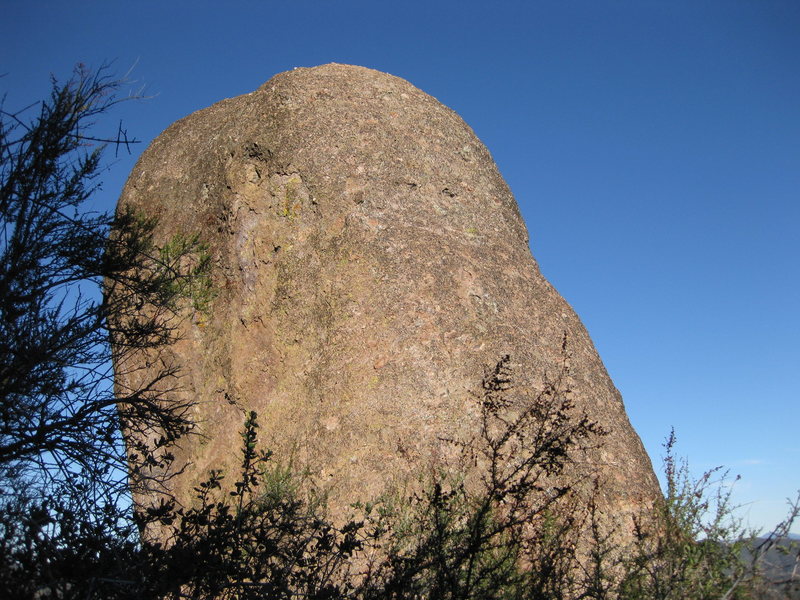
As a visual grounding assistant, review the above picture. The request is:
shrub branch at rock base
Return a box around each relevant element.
[2,349,798,598]
[130,359,799,600]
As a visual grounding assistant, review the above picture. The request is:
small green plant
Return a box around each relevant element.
[157,232,214,313]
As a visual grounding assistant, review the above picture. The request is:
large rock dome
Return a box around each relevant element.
[114,64,660,529]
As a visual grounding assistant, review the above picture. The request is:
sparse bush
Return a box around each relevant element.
[361,351,605,600]
[117,350,604,600]
[600,431,800,600]
[135,411,366,600]
[130,355,798,600]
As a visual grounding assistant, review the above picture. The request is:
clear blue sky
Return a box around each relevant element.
[2,0,798,534]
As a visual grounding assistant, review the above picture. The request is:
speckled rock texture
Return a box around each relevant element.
[115,64,660,530]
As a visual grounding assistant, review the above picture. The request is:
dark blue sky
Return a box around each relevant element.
[3,0,798,532]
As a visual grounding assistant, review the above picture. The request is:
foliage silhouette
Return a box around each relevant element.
[363,348,606,600]
[0,64,209,598]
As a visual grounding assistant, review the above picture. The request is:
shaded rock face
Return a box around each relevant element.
[115,64,659,527]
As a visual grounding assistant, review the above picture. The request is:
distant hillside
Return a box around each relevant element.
[744,536,800,599]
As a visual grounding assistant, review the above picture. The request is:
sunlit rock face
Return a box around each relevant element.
[114,64,659,532]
